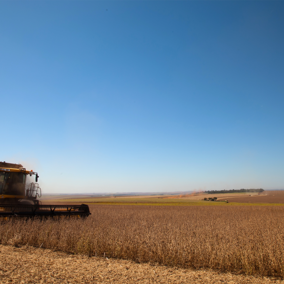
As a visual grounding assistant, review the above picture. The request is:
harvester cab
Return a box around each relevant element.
[0,161,90,218]
[0,162,40,205]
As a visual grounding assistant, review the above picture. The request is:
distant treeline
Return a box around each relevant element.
[205,188,264,194]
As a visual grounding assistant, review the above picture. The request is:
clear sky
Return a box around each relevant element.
[1,0,284,194]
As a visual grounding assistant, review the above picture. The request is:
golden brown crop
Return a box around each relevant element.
[1,205,284,278]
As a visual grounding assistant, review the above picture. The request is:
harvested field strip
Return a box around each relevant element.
[1,205,284,278]
[0,245,281,284]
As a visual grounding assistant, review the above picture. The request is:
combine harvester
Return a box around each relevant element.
[0,161,90,218]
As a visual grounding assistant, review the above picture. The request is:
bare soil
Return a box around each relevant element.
[0,245,282,283]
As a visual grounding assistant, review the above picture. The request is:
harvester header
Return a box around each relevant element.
[0,161,90,218]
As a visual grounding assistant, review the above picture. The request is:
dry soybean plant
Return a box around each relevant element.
[1,205,284,278]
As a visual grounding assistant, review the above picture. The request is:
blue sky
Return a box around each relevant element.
[1,0,284,194]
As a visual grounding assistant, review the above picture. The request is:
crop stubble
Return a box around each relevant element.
[1,205,284,278]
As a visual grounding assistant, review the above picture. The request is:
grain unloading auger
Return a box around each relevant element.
[0,162,90,218]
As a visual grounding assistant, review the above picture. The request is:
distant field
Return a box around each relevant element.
[42,197,225,206]
[41,190,284,206]
[223,190,284,203]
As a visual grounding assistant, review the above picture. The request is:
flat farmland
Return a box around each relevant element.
[41,190,284,206]
[2,205,284,279]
